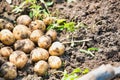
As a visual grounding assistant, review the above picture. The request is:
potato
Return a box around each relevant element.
[17,15,32,26]
[34,60,48,75]
[9,51,28,68]
[13,25,31,40]
[30,30,44,43]
[38,35,52,49]
[48,56,62,69]
[5,22,14,31]
[43,17,56,26]
[14,39,35,53]
[0,47,13,57]
[29,20,46,32]
[31,48,49,62]
[0,29,15,45]
[49,42,65,56]
[0,62,17,79]
[46,29,57,41]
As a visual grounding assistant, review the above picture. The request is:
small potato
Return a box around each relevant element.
[5,22,14,31]
[0,62,17,79]
[34,60,48,75]
[14,39,35,53]
[17,15,32,26]
[30,30,43,43]
[46,29,57,41]
[49,42,65,56]
[43,17,56,26]
[38,35,52,49]
[0,47,13,57]
[9,51,28,68]
[31,48,49,62]
[0,29,15,45]
[13,25,31,40]
[48,56,62,69]
[29,20,46,32]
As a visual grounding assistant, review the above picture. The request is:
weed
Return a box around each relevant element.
[80,47,99,57]
[47,19,75,32]
[61,68,89,80]
[12,0,51,19]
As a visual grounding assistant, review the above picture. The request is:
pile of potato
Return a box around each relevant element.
[0,15,65,79]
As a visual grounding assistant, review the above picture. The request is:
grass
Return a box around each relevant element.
[47,19,75,32]
[80,47,99,57]
[61,68,89,80]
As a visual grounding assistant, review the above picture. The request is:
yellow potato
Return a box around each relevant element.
[13,25,31,40]
[46,29,57,41]
[0,62,17,79]
[34,60,48,75]
[31,48,49,62]
[30,30,44,43]
[14,39,35,53]
[5,22,14,31]
[29,20,46,32]
[48,56,62,69]
[0,47,13,57]
[38,35,52,49]
[49,42,65,56]
[0,29,15,45]
[9,51,28,69]
[43,17,56,26]
[17,15,32,26]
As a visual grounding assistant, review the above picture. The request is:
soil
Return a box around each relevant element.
[0,0,120,80]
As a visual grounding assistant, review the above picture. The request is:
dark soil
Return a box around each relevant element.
[0,0,120,80]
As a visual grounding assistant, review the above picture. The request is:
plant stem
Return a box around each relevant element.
[62,39,92,44]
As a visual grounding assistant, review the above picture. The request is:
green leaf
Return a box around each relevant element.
[57,19,66,25]
[82,68,89,74]
[45,1,54,6]
[72,68,81,74]
[64,22,75,32]
[87,47,99,51]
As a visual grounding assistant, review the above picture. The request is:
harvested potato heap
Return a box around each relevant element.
[0,15,65,79]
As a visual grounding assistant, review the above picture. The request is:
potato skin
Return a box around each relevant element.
[13,25,31,40]
[30,30,43,43]
[46,29,57,41]
[5,23,14,31]
[17,15,32,26]
[29,20,46,32]
[43,17,55,26]
[48,56,62,69]
[49,42,65,56]
[14,39,35,53]
[34,60,48,75]
[9,51,28,68]
[0,47,13,57]
[0,29,15,45]
[38,35,52,49]
[0,62,17,79]
[31,48,49,62]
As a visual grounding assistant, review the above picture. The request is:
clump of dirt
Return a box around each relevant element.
[0,0,120,80]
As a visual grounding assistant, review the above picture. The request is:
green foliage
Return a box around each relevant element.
[47,19,75,32]
[12,1,26,13]
[12,0,50,19]
[80,47,99,57]
[61,68,89,80]
[87,47,99,51]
